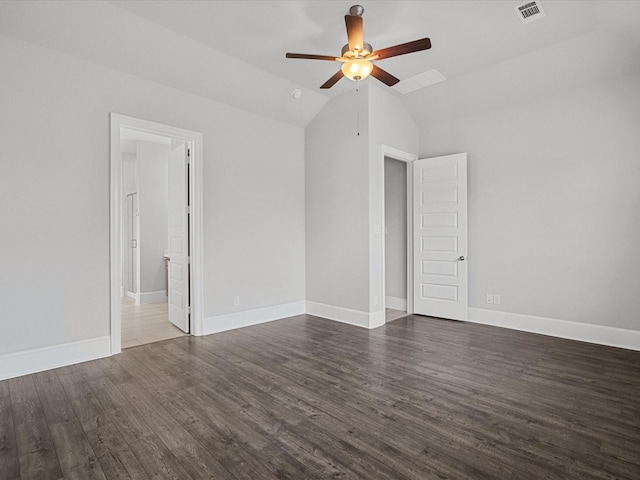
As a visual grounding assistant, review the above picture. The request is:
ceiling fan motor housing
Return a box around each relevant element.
[342,42,373,57]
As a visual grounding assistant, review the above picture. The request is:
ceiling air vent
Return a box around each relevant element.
[393,69,446,95]
[515,1,546,24]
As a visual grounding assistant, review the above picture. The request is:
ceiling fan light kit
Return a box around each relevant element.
[341,58,373,81]
[285,5,432,89]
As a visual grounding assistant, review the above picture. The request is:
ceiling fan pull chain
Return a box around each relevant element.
[356,79,360,136]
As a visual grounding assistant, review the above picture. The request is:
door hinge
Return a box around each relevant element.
[186,306,191,314]
[186,256,191,265]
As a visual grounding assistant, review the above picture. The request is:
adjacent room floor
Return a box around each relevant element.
[1,314,639,479]
[121,297,187,348]
[385,307,410,322]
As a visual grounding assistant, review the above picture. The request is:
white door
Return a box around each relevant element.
[167,143,190,332]
[413,153,468,320]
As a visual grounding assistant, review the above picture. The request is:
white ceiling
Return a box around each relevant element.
[1,1,639,128]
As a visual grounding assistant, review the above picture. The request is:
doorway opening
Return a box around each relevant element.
[380,146,469,324]
[380,146,416,324]
[110,114,204,355]
[384,156,410,322]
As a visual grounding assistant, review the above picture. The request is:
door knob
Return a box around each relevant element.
[458,256,466,261]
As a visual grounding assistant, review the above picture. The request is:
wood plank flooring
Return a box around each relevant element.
[1,314,639,479]
[121,297,187,349]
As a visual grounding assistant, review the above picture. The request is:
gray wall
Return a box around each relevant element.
[137,141,169,295]
[368,85,419,313]
[418,72,640,331]
[0,34,305,355]
[305,84,418,316]
[384,158,407,300]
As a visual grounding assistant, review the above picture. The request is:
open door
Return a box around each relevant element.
[167,142,190,332]
[413,153,468,320]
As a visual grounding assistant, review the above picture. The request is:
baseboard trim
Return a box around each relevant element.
[202,301,306,336]
[468,308,640,352]
[138,290,167,305]
[0,336,111,381]
[306,301,385,329]
[386,296,407,311]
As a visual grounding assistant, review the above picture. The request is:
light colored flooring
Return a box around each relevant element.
[385,308,409,322]
[121,296,187,348]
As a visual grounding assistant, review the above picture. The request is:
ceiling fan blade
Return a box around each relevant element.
[320,70,345,89]
[370,65,400,87]
[371,37,431,60]
[286,53,340,61]
[345,14,364,53]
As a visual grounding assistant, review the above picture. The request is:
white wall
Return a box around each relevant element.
[384,158,407,301]
[305,89,370,312]
[137,140,169,296]
[0,34,305,357]
[418,72,640,331]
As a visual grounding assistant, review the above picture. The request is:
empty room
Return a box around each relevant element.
[0,1,639,479]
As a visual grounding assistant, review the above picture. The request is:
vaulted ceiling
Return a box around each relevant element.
[2,1,639,128]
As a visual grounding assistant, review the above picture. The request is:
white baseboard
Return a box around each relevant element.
[202,301,306,336]
[306,301,385,329]
[468,308,640,352]
[138,290,167,305]
[0,336,111,381]
[127,291,138,302]
[386,296,407,311]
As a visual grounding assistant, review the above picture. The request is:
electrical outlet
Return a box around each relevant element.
[486,294,493,304]
[233,296,240,306]
[493,295,501,305]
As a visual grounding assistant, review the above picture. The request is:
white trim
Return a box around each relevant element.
[110,113,204,353]
[0,336,111,381]
[468,308,640,352]
[369,309,386,329]
[203,302,306,335]
[138,290,168,305]
[126,291,138,302]
[306,301,384,329]
[386,296,407,311]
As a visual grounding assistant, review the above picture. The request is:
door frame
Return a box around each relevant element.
[109,113,204,354]
[379,145,417,317]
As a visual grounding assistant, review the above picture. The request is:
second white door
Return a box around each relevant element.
[413,153,468,320]
[167,143,190,332]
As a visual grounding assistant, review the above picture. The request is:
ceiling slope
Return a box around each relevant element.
[0,0,328,127]
[2,1,640,129]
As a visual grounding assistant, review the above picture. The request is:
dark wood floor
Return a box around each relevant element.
[1,314,639,480]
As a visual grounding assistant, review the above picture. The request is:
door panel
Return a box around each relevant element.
[167,143,189,333]
[413,153,468,320]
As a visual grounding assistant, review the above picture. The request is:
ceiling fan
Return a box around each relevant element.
[286,5,431,89]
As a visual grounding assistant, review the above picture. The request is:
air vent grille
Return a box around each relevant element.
[515,0,546,24]
[393,69,446,95]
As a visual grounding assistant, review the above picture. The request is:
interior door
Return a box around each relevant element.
[167,142,190,332]
[413,153,468,320]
